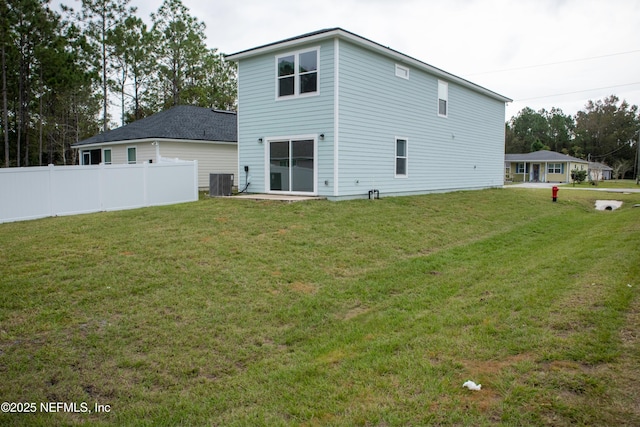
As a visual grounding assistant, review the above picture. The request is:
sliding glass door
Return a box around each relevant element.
[269,138,315,194]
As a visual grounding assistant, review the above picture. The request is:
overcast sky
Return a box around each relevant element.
[63,0,640,121]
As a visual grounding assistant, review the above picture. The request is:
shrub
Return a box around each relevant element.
[571,169,587,186]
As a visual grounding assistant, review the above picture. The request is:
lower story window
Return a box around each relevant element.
[103,148,112,165]
[82,149,101,165]
[127,147,137,164]
[548,163,562,174]
[395,138,407,177]
[516,163,525,174]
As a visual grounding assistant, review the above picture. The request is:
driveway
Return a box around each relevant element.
[507,182,558,189]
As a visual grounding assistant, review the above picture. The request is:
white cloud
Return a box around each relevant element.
[54,0,640,120]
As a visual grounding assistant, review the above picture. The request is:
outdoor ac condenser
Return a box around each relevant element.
[209,173,234,197]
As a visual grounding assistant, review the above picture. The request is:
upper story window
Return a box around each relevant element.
[395,64,409,79]
[277,48,319,98]
[438,80,448,117]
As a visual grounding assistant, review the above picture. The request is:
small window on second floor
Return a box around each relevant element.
[278,55,295,97]
[299,51,318,94]
[395,64,409,79]
[438,80,448,117]
[277,48,318,98]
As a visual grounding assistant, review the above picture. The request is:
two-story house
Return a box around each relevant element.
[227,28,511,200]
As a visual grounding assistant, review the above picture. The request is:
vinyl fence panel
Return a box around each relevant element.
[0,161,198,223]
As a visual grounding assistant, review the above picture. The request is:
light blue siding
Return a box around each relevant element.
[235,32,506,199]
[236,40,335,195]
[336,39,505,198]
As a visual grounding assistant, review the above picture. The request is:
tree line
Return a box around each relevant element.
[1,0,236,168]
[506,95,640,179]
[2,1,638,175]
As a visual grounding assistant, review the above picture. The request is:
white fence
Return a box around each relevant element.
[0,161,198,223]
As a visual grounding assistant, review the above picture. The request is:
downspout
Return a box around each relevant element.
[333,37,340,198]
[153,141,160,162]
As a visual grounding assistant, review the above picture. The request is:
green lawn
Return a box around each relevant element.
[1,188,639,426]
[562,179,639,189]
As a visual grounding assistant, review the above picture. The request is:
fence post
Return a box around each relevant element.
[193,160,198,201]
[48,164,55,217]
[99,163,104,211]
[143,161,149,207]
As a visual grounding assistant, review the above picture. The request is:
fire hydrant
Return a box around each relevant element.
[552,186,559,202]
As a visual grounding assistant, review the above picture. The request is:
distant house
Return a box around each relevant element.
[588,162,613,181]
[226,28,511,200]
[505,150,588,183]
[72,105,237,189]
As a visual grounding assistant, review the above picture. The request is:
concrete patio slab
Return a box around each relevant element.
[230,194,325,202]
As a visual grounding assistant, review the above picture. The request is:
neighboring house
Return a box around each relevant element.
[505,150,588,183]
[588,162,613,181]
[72,105,237,189]
[226,28,512,200]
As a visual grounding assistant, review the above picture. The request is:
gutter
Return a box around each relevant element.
[72,138,238,149]
[226,28,512,104]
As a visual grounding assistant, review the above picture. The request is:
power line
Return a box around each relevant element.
[464,49,640,77]
[590,143,633,160]
[514,82,640,102]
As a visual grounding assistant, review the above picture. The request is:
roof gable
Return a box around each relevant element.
[226,28,512,104]
[73,105,237,147]
[505,150,587,163]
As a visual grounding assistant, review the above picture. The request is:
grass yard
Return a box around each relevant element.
[1,188,639,426]
[562,179,640,189]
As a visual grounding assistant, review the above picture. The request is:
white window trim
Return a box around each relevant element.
[102,148,112,165]
[438,80,448,118]
[516,163,525,174]
[547,163,562,174]
[263,134,318,195]
[395,137,408,178]
[395,64,409,80]
[275,46,320,100]
[127,146,137,164]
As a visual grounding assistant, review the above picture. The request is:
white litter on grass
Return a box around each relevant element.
[463,380,482,391]
[595,200,623,211]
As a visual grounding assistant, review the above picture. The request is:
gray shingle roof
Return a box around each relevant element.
[505,150,587,163]
[589,161,613,171]
[226,28,340,58]
[73,105,237,146]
